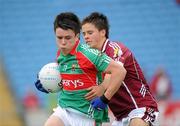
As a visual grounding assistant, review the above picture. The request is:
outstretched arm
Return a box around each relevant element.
[90,60,126,110]
[103,60,126,100]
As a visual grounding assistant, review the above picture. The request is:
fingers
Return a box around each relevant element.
[85,86,99,100]
[85,90,96,101]
[85,86,103,100]
[86,87,93,91]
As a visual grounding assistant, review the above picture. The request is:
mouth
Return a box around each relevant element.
[86,41,91,45]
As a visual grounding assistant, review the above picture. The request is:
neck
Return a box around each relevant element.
[61,49,70,56]
[97,37,107,51]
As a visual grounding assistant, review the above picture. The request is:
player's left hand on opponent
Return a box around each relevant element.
[85,85,105,100]
[91,95,110,110]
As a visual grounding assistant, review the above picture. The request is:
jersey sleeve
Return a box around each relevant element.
[94,52,111,72]
[81,44,111,72]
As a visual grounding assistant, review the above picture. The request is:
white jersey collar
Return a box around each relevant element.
[102,39,109,52]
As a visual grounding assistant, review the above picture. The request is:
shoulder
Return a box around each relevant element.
[109,41,133,53]
[79,44,101,56]
[107,41,124,50]
[105,41,124,57]
[78,44,110,63]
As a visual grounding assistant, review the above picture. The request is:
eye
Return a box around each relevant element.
[65,36,71,40]
[82,32,86,36]
[87,31,93,35]
[57,36,63,40]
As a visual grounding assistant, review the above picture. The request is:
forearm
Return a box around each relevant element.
[104,66,126,100]
[99,74,110,92]
[89,60,126,110]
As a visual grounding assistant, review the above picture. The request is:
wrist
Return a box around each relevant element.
[100,94,110,104]
[99,84,106,93]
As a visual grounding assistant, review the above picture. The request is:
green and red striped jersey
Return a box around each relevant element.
[56,41,111,123]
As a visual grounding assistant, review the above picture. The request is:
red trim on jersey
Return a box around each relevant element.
[69,40,80,55]
[61,74,96,90]
[76,51,98,76]
[56,49,61,62]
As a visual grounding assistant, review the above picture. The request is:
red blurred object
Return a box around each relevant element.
[150,68,172,101]
[176,0,180,4]
[23,91,39,109]
[164,101,180,116]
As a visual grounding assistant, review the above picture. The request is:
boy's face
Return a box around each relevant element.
[55,27,79,55]
[82,23,105,50]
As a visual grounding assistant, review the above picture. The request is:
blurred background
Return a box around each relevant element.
[0,0,180,125]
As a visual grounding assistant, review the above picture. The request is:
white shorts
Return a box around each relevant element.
[112,107,159,126]
[52,106,97,126]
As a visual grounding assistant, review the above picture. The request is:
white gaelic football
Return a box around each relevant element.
[38,62,62,93]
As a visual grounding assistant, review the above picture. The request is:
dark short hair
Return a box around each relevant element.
[54,12,81,35]
[82,12,109,38]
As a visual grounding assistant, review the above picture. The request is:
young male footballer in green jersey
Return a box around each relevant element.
[35,12,126,126]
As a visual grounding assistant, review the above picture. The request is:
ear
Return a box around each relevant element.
[75,33,80,40]
[77,33,80,38]
[100,29,106,37]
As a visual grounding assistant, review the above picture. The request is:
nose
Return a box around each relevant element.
[83,34,89,40]
[61,38,66,44]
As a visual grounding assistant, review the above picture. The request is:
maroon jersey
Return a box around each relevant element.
[102,39,158,120]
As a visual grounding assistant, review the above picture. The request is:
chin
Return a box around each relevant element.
[87,43,93,47]
[90,44,96,48]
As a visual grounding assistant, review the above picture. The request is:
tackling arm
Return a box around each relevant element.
[103,60,126,100]
[90,59,126,110]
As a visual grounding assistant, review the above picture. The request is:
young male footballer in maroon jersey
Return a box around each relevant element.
[35,12,126,126]
[82,12,159,126]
